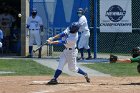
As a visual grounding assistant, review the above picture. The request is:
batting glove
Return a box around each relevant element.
[48,37,54,41]
[46,40,53,44]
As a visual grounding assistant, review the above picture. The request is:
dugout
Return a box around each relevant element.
[0,0,28,56]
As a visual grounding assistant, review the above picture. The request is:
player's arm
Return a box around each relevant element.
[48,28,68,41]
[26,17,30,29]
[40,25,43,32]
[39,17,44,32]
[40,25,44,36]
[47,29,68,45]
[47,40,66,45]
[0,30,3,40]
[26,24,30,37]
[78,17,86,26]
[26,25,29,37]
[26,17,30,37]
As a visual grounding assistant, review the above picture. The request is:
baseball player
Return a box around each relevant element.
[47,22,90,85]
[110,47,140,63]
[110,47,140,74]
[0,28,3,48]
[0,8,15,52]
[77,8,92,60]
[26,8,43,58]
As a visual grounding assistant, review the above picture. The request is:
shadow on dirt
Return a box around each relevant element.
[120,83,140,85]
[30,81,85,86]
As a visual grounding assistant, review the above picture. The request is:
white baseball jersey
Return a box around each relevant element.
[26,15,43,46]
[62,27,78,48]
[27,16,43,29]
[78,15,90,49]
[57,28,79,72]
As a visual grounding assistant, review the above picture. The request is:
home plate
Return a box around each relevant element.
[32,90,55,93]
[30,81,49,85]
[32,91,51,93]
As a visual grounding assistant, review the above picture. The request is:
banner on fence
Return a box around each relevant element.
[100,0,132,32]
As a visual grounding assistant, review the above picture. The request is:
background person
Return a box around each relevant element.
[110,47,140,63]
[0,28,3,48]
[109,47,140,73]
[77,8,92,60]
[26,8,43,58]
[10,25,20,54]
[0,7,16,52]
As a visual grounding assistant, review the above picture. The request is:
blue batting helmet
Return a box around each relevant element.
[69,22,80,33]
[77,8,85,15]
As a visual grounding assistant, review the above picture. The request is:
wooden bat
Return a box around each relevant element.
[33,40,49,53]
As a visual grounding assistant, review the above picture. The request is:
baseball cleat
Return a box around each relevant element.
[47,79,58,85]
[109,54,118,63]
[84,73,90,83]
[38,55,41,58]
[86,56,92,60]
[26,55,33,58]
[77,57,84,60]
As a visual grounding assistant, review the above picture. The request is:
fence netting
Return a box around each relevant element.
[33,0,140,59]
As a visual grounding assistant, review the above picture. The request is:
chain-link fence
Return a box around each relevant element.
[32,0,91,58]
[32,0,140,59]
[88,0,140,59]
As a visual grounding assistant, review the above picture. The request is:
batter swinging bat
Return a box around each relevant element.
[33,40,49,53]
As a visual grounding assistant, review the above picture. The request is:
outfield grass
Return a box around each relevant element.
[0,59,55,76]
[83,62,140,76]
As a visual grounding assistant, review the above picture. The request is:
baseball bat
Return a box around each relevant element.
[83,7,88,14]
[33,40,48,53]
[84,7,88,12]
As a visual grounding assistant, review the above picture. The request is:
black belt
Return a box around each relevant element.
[29,29,39,30]
[81,30,88,33]
[66,48,77,50]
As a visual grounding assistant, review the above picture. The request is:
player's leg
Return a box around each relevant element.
[34,31,42,58]
[38,47,42,58]
[67,49,90,83]
[110,55,134,63]
[78,34,85,60]
[67,49,79,72]
[27,31,34,58]
[84,32,92,60]
[78,48,84,60]
[47,50,67,84]
[28,46,33,57]
[53,57,66,80]
[77,68,90,83]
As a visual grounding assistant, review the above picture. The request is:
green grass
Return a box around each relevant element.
[0,59,55,76]
[83,63,140,76]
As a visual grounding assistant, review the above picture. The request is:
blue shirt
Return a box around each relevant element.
[0,30,3,42]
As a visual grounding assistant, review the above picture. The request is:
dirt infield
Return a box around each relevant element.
[0,76,140,93]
